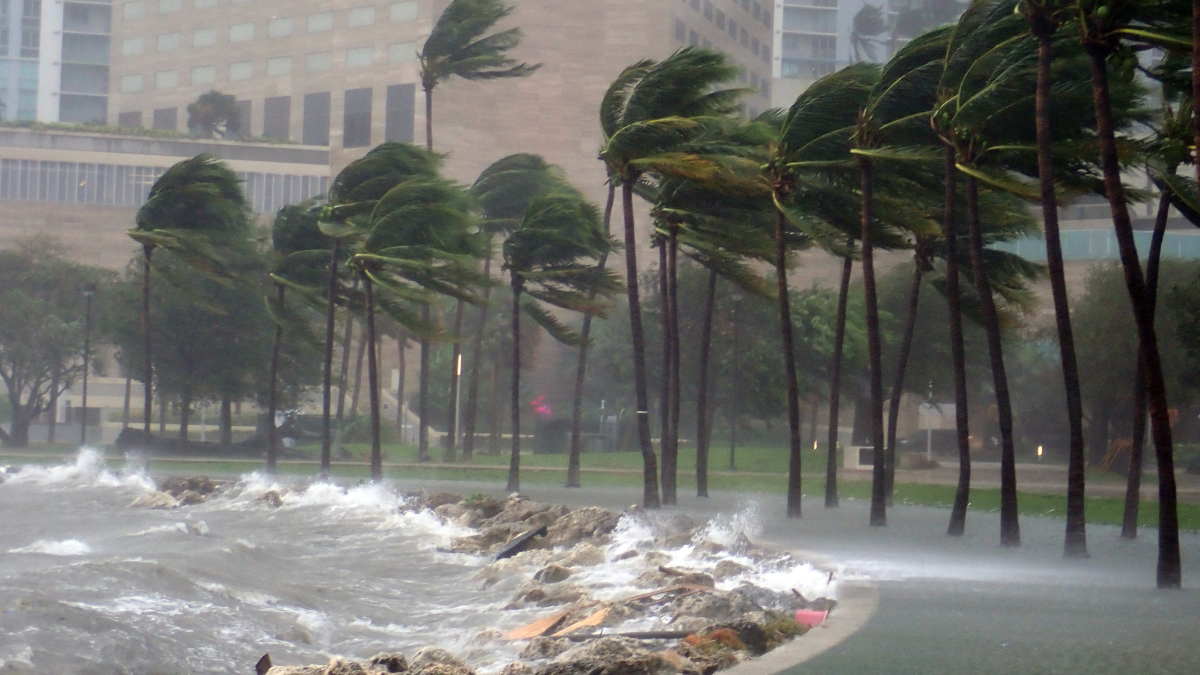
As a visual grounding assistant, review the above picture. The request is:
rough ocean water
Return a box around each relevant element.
[0,450,835,675]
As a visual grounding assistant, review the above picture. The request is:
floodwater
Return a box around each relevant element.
[0,450,834,675]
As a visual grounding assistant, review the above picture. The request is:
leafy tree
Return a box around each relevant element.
[186,90,242,139]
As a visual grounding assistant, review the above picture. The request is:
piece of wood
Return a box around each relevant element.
[493,524,549,561]
[504,607,575,640]
[255,653,272,675]
[552,607,610,636]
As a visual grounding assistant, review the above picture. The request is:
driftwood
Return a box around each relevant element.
[551,607,610,636]
[558,631,694,641]
[493,524,549,561]
[505,606,585,640]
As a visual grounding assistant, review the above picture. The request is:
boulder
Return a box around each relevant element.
[435,503,469,521]
[692,541,726,556]
[659,567,714,588]
[464,494,504,519]
[643,552,670,566]
[368,653,408,673]
[324,659,374,675]
[559,544,606,567]
[451,523,519,555]
[176,490,207,506]
[408,665,474,675]
[669,591,760,623]
[520,637,573,660]
[158,475,222,497]
[424,492,464,509]
[128,491,179,509]
[411,647,467,671]
[266,667,325,675]
[654,649,702,675]
[539,507,619,549]
[533,564,573,584]
[509,583,588,607]
[712,561,750,582]
[534,655,666,675]
[656,514,697,538]
[556,637,648,664]
[258,490,285,508]
[613,549,639,561]
[706,620,770,656]
[659,530,699,550]
[500,664,534,675]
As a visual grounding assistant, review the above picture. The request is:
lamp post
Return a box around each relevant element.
[729,293,742,471]
[79,282,97,446]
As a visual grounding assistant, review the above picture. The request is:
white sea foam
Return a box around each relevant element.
[8,539,93,556]
[0,449,153,492]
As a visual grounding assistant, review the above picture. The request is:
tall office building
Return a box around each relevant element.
[2,0,112,123]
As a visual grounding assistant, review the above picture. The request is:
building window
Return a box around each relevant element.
[750,72,759,88]
[192,29,217,48]
[751,37,759,56]
[703,1,712,20]
[741,0,749,11]
[118,111,142,127]
[343,88,373,148]
[389,42,418,63]
[267,57,293,77]
[762,44,771,64]
[158,0,181,14]
[688,30,699,46]
[229,61,253,81]
[346,46,374,68]
[690,0,699,9]
[230,23,255,42]
[306,52,334,72]
[195,0,217,8]
[348,7,376,27]
[124,2,146,19]
[191,66,216,85]
[120,74,143,93]
[728,19,737,39]
[152,107,177,130]
[302,92,331,146]
[812,35,836,59]
[391,2,418,22]
[675,20,685,41]
[761,79,770,99]
[263,96,291,139]
[752,2,761,21]
[155,70,180,89]
[715,10,725,30]
[157,33,180,52]
[385,83,415,142]
[740,28,749,47]
[308,12,334,32]
[268,18,294,37]
[122,38,144,56]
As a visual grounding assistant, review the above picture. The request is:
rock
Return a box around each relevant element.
[660,530,699,550]
[411,647,467,671]
[159,475,221,497]
[324,659,373,675]
[633,567,670,589]
[424,492,464,509]
[613,549,639,561]
[435,503,469,520]
[692,541,726,556]
[500,664,534,675]
[408,665,474,675]
[368,653,408,673]
[465,494,504,519]
[556,637,648,664]
[176,490,206,506]
[560,544,606,567]
[643,551,670,566]
[659,567,714,588]
[129,491,179,509]
[510,583,588,607]
[265,667,324,675]
[654,649,701,675]
[669,591,760,623]
[657,514,697,538]
[707,620,770,656]
[451,523,519,555]
[731,583,804,612]
[520,637,573,660]
[187,520,210,535]
[538,507,619,549]
[673,639,740,675]
[535,656,665,675]
[712,561,750,582]
[258,490,285,508]
[533,564,573,584]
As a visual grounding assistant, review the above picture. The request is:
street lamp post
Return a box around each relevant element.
[79,282,96,446]
[729,294,742,471]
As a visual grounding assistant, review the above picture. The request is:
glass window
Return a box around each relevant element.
[121,38,144,56]
[343,88,373,148]
[385,83,415,142]
[267,57,292,77]
[229,61,253,81]
[674,19,685,41]
[230,23,255,42]
[689,30,699,46]
[348,7,376,27]
[193,28,217,47]
[268,18,293,37]
[191,66,216,85]
[153,107,177,129]
[195,0,217,7]
[753,3,761,21]
[751,37,759,56]
[124,2,146,19]
[308,13,334,32]
[391,2,418,22]
[155,70,180,89]
[263,96,291,139]
[120,74,143,92]
[157,33,180,52]
[728,19,737,39]
[158,0,182,14]
[118,111,142,127]
[703,1,712,20]
[306,52,333,72]
[302,91,331,145]
[715,10,725,30]
[388,41,417,63]
[346,46,374,68]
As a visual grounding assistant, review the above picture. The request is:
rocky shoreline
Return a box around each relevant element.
[130,480,837,675]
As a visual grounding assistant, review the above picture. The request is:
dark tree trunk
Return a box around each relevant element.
[1194,0,1200,194]
[396,335,407,428]
[363,273,383,481]
[507,281,523,493]
[621,179,661,508]
[141,245,154,464]
[944,147,972,537]
[665,227,682,505]
[159,395,166,435]
[1033,25,1088,558]
[425,86,434,152]
[464,256,494,462]
[334,278,358,455]
[568,184,615,487]
[123,376,132,429]
[826,255,852,508]
[267,284,285,474]
[1088,47,1180,587]
[885,262,923,504]
[1124,192,1172,539]
[774,204,804,519]
[861,158,887,528]
[219,396,232,450]
[418,304,432,462]
[964,175,1020,547]
[321,238,341,477]
[657,236,677,505]
[47,373,57,444]
[489,356,501,455]
[696,268,718,498]
[178,393,190,454]
[444,300,465,463]
[351,324,367,417]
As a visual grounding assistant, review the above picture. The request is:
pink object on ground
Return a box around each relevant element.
[795,609,829,627]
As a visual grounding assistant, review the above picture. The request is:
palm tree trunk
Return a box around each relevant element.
[47,373,57,444]
[396,335,407,428]
[334,277,358,455]
[267,284,285,474]
[320,239,341,477]
[621,178,661,508]
[464,255,494,462]
[774,203,804,519]
[1124,192,1171,539]
[489,356,501,455]
[944,147,972,537]
[657,236,676,505]
[507,281,523,492]
[885,261,923,504]
[861,157,887,528]
[122,376,131,429]
[425,86,434,152]
[1088,47,1181,587]
[219,396,232,450]
[362,272,383,481]
[666,226,682,506]
[696,268,718,498]
[826,255,852,508]
[569,185,616,487]
[964,174,1020,547]
[351,325,367,417]
[418,304,432,462]
[444,300,465,462]
[1193,0,1199,192]
[141,245,153,462]
[178,392,190,454]
[1033,26,1088,558]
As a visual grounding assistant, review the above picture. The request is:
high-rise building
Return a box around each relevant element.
[1,0,112,123]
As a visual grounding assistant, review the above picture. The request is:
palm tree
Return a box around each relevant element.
[502,189,618,492]
[129,155,249,462]
[351,167,485,480]
[599,48,744,508]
